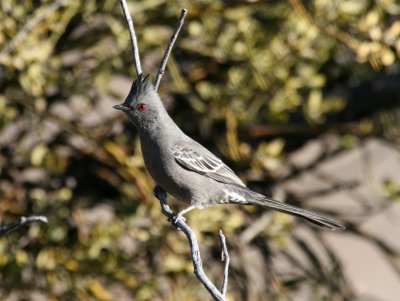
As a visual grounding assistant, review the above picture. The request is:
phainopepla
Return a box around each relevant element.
[113,74,344,230]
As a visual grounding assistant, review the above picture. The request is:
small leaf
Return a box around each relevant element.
[88,280,112,301]
[31,144,48,166]
[103,141,126,164]
[381,47,395,66]
[36,248,56,270]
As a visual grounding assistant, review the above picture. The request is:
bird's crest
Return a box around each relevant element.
[131,73,154,96]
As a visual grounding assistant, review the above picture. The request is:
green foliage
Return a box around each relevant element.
[0,0,399,300]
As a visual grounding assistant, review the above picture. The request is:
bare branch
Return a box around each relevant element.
[154,9,188,91]
[0,0,67,61]
[218,229,230,296]
[0,215,48,236]
[154,186,229,301]
[119,0,142,76]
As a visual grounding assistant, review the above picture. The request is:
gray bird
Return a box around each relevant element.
[113,74,344,230]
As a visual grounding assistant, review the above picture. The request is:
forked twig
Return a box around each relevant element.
[154,9,188,91]
[154,186,229,301]
[0,215,48,236]
[119,0,142,76]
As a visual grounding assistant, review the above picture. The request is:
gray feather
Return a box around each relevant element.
[247,190,345,230]
[172,143,246,187]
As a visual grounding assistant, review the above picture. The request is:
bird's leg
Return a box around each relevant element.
[153,185,195,224]
[178,205,196,217]
[178,205,196,216]
[173,205,196,223]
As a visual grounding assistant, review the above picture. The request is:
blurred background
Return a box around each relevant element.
[1,0,400,300]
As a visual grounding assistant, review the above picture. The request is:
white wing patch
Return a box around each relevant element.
[222,189,247,204]
[172,143,246,187]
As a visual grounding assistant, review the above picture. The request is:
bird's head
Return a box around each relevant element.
[113,74,164,128]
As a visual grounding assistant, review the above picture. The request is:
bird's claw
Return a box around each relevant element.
[168,213,186,224]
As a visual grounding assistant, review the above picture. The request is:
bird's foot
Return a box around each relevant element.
[169,212,187,224]
[168,205,195,224]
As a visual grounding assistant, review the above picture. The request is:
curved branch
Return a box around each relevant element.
[154,9,187,91]
[0,215,48,236]
[154,186,229,301]
[119,0,142,76]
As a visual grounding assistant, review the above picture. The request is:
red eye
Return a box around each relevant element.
[136,103,147,111]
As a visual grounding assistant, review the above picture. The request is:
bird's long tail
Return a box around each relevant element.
[241,189,345,230]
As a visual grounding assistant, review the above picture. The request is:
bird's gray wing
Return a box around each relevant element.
[172,143,246,187]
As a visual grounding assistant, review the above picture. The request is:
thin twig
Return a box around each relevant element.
[119,0,142,76]
[154,9,188,91]
[0,215,48,236]
[218,229,230,296]
[0,0,67,61]
[154,186,228,301]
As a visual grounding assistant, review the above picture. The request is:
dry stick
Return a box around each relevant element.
[218,229,230,296]
[0,215,48,236]
[119,0,142,76]
[154,186,228,301]
[154,9,188,91]
[0,0,67,61]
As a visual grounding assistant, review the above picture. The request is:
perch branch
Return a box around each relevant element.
[154,9,188,91]
[0,215,48,236]
[119,0,142,76]
[154,186,229,301]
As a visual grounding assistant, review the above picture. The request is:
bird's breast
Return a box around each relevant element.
[139,135,192,202]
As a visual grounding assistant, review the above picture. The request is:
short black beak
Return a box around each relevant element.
[113,104,129,111]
